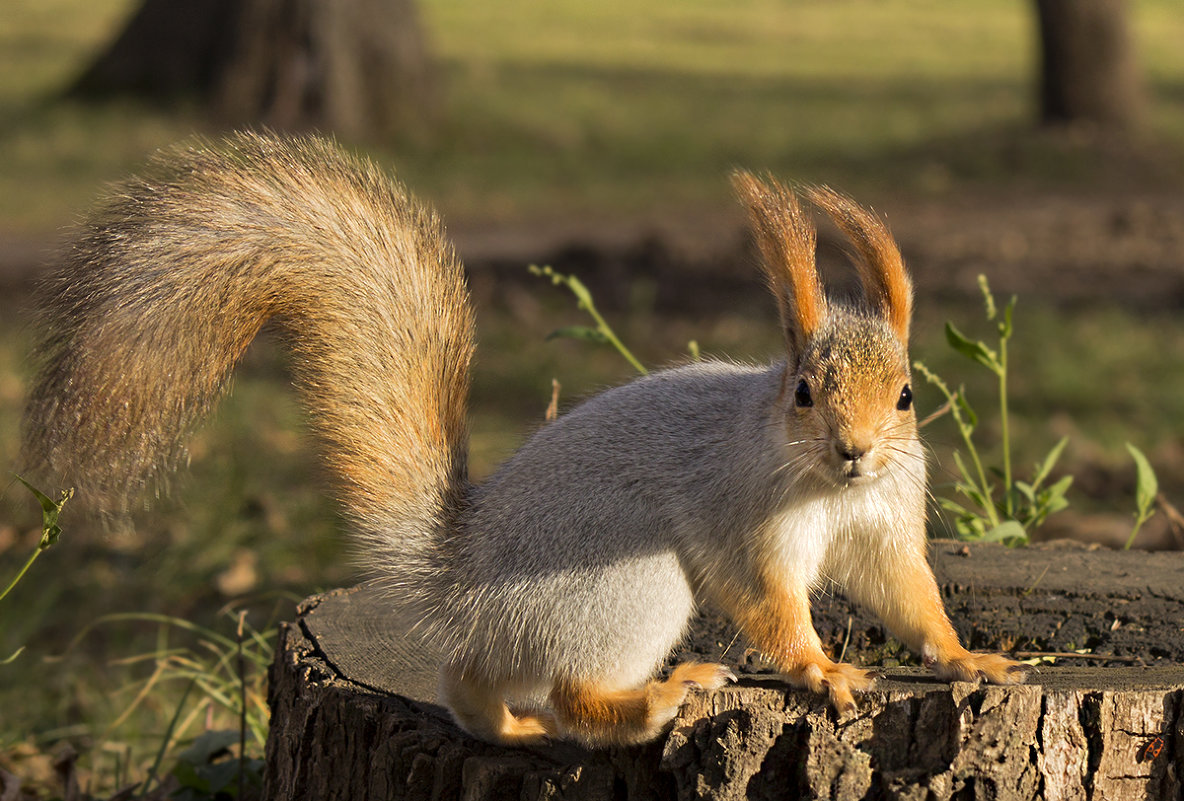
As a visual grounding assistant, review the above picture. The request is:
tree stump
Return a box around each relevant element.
[1032,0,1145,130]
[68,0,437,138]
[265,541,1184,800]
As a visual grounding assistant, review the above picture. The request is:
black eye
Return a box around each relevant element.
[897,384,913,411]
[794,379,813,408]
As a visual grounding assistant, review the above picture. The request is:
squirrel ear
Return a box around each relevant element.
[731,170,825,362]
[805,186,913,344]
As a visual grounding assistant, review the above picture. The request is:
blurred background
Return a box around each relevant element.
[1,0,1181,796]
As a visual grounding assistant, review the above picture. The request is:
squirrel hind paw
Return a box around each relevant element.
[548,663,735,748]
[500,711,560,745]
[440,670,559,745]
[670,661,737,692]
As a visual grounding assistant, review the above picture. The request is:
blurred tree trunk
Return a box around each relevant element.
[68,0,437,139]
[1033,0,1144,130]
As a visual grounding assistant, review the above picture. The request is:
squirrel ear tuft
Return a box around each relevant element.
[731,170,825,362]
[805,186,913,344]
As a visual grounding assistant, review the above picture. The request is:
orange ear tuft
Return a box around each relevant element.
[731,171,824,360]
[806,186,913,343]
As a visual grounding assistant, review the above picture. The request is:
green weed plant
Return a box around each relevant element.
[1,477,72,662]
[529,264,650,375]
[530,264,701,375]
[1125,442,1158,549]
[914,275,1071,545]
[2,473,273,797]
[916,275,1158,547]
[64,606,278,799]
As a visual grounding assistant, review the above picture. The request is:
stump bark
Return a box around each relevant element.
[265,541,1184,800]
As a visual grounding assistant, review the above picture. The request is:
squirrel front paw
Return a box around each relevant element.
[926,650,1028,685]
[785,656,876,715]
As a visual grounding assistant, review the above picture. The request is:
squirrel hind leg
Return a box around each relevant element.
[439,669,557,746]
[549,662,736,748]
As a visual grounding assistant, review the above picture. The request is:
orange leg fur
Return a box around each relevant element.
[724,580,875,714]
[845,545,1028,686]
[550,662,735,747]
[439,670,558,746]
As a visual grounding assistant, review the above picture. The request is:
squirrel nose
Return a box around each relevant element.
[836,442,867,462]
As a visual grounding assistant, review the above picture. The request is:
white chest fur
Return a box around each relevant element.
[766,474,918,591]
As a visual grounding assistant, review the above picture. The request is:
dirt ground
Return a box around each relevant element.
[444,187,1184,315]
[6,187,1184,312]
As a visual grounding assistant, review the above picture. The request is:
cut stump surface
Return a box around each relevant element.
[265,541,1184,800]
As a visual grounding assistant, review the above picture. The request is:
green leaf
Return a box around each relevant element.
[999,295,1017,339]
[954,516,987,540]
[945,322,999,372]
[1046,470,1075,489]
[1032,436,1069,490]
[952,452,991,505]
[955,485,989,514]
[952,523,973,539]
[14,475,70,549]
[1045,474,1074,501]
[1125,442,1158,515]
[545,326,608,344]
[981,520,1027,545]
[950,450,972,483]
[1014,481,1035,504]
[937,497,969,514]
[1027,476,1072,528]
[1045,495,1070,516]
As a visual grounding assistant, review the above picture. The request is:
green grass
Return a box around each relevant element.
[403,0,1184,216]
[2,0,1183,231]
[1,0,1183,795]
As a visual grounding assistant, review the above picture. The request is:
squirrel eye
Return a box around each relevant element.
[794,379,813,408]
[897,384,913,411]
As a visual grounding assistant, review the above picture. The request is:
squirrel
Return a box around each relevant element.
[21,132,1025,748]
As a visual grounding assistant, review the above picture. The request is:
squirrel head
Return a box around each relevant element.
[732,172,918,487]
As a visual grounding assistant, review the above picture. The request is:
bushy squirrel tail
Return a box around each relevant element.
[22,132,475,555]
